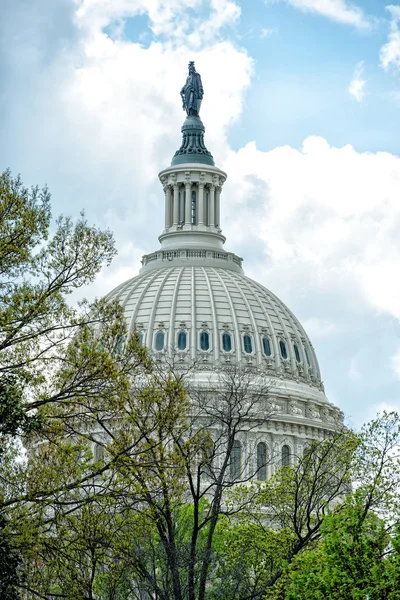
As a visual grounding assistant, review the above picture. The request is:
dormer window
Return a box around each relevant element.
[155,331,165,351]
[243,334,253,354]
[294,343,301,363]
[200,331,210,351]
[177,331,187,351]
[262,336,272,356]
[222,332,232,352]
[279,340,288,360]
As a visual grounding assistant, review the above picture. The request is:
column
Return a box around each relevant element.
[173,183,179,226]
[198,183,204,225]
[185,181,191,225]
[209,184,215,227]
[215,186,221,227]
[165,185,172,229]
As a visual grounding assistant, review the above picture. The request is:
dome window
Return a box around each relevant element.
[177,331,187,351]
[115,335,125,354]
[279,340,288,360]
[257,442,267,481]
[94,444,104,463]
[262,337,271,357]
[294,343,301,363]
[305,346,311,367]
[282,445,290,467]
[155,331,165,351]
[230,440,241,481]
[243,334,253,354]
[200,331,210,351]
[222,332,232,352]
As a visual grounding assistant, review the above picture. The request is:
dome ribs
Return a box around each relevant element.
[212,268,241,363]
[201,267,219,362]
[168,267,185,358]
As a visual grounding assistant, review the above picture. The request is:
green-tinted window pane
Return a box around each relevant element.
[294,344,301,363]
[262,337,271,356]
[257,442,267,481]
[222,332,232,352]
[155,331,165,351]
[177,331,187,350]
[200,331,209,351]
[282,445,290,466]
[230,440,241,480]
[243,334,252,354]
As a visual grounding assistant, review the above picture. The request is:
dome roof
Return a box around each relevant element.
[107,265,323,392]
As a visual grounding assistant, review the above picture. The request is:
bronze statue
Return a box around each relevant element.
[180,61,204,117]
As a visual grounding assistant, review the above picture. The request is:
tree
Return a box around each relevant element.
[284,500,400,600]
[0,169,153,598]
[209,424,357,599]
[0,168,117,436]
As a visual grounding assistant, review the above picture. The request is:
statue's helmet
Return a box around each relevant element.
[188,61,196,72]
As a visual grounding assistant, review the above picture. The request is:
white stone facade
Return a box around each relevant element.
[105,111,343,465]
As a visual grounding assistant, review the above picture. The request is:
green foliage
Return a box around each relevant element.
[0,169,117,437]
[284,501,400,600]
[0,515,21,600]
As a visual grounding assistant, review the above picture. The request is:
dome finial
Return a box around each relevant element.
[180,61,204,116]
[172,63,214,166]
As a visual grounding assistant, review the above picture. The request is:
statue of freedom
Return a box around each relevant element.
[180,61,204,117]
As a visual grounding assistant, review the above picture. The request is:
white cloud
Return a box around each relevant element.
[76,0,241,46]
[222,137,400,321]
[301,317,338,338]
[391,345,400,380]
[348,357,361,382]
[380,5,400,71]
[348,61,366,101]
[278,0,370,29]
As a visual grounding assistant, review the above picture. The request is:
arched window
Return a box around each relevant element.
[191,190,197,225]
[257,442,267,481]
[262,337,272,356]
[200,331,210,351]
[279,340,288,360]
[294,343,301,363]
[177,331,187,351]
[94,444,104,463]
[282,445,290,467]
[305,346,311,367]
[243,334,253,354]
[230,440,241,480]
[155,331,165,351]
[138,331,145,346]
[201,441,214,478]
[222,332,232,352]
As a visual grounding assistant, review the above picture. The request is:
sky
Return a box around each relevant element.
[1,0,400,428]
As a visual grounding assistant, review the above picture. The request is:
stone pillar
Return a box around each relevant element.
[209,184,215,227]
[173,183,179,225]
[198,182,204,225]
[165,185,172,229]
[215,186,221,227]
[185,178,191,225]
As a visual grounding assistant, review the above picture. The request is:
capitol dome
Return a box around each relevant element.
[106,63,343,462]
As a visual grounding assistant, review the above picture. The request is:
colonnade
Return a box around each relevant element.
[164,182,221,229]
